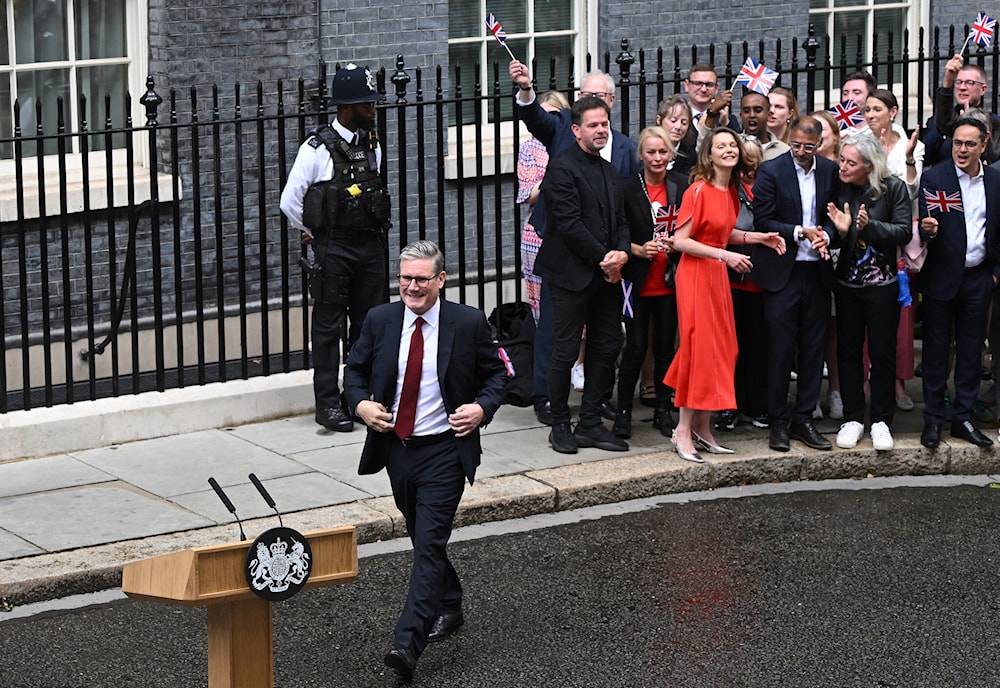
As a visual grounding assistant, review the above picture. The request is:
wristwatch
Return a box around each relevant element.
[794,225,805,241]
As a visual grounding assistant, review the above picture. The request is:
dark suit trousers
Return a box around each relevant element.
[732,288,769,418]
[386,436,466,658]
[548,278,623,425]
[921,266,993,426]
[617,294,679,409]
[532,279,555,407]
[763,262,830,425]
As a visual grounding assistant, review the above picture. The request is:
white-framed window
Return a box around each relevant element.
[0,0,167,221]
[808,0,918,86]
[445,0,592,178]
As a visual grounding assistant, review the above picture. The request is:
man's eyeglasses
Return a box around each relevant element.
[954,79,986,88]
[398,274,437,287]
[579,91,611,99]
[952,139,982,150]
[687,80,717,90]
[789,141,817,153]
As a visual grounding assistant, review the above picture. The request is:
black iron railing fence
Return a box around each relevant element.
[2,24,997,412]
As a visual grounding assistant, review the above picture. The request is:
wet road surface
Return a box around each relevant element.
[2,479,999,687]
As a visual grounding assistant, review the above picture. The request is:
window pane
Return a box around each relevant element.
[833,0,865,6]
[76,0,127,59]
[532,35,574,91]
[449,41,481,125]
[809,0,830,8]
[449,1,480,40]
[874,8,905,85]
[14,0,69,64]
[1,8,8,66]
[78,64,127,150]
[489,0,527,34]
[833,10,867,64]
[16,68,70,156]
[0,78,10,158]
[535,0,571,32]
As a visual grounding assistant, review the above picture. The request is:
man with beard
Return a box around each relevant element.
[739,91,789,161]
[280,63,391,434]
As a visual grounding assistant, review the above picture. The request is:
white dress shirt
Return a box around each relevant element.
[957,163,987,268]
[793,157,821,262]
[394,300,450,436]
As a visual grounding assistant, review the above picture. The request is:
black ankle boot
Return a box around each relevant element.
[613,406,632,439]
[653,407,676,437]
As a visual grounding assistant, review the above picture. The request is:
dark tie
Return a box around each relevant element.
[394,316,424,440]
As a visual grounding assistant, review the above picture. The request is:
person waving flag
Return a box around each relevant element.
[734,57,778,95]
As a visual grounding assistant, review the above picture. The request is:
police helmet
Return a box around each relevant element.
[330,63,378,105]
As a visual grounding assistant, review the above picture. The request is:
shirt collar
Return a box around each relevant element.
[331,119,359,144]
[792,156,815,176]
[955,162,984,181]
[404,299,441,329]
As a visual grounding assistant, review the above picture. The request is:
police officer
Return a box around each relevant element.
[280,63,391,432]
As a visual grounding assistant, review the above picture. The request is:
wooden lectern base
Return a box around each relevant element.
[122,526,357,688]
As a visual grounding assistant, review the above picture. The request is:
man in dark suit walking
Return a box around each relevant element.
[534,96,631,454]
[344,240,506,678]
[918,116,1000,449]
[750,116,837,452]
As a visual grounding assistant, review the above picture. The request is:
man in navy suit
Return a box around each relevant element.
[750,116,838,452]
[509,60,640,427]
[344,240,506,678]
[917,116,1000,449]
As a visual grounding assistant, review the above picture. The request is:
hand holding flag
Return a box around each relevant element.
[486,13,516,61]
[829,100,865,131]
[733,58,778,96]
[922,188,964,215]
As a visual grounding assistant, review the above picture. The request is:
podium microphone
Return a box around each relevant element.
[208,477,246,541]
[248,472,284,527]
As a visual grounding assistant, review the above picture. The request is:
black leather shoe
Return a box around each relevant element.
[549,422,578,454]
[920,423,942,449]
[613,407,632,439]
[789,419,832,450]
[315,406,354,432]
[653,407,676,437]
[534,401,553,426]
[950,420,994,447]
[599,400,617,421]
[427,611,464,643]
[574,422,628,451]
[384,646,416,678]
[769,422,790,452]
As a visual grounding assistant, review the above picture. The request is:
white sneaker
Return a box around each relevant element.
[870,421,894,451]
[828,390,844,420]
[836,421,864,448]
[571,362,585,391]
[812,401,824,420]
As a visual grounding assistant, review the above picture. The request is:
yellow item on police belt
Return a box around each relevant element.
[347,184,362,197]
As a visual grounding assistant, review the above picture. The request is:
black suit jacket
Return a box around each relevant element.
[343,299,507,484]
[749,151,838,292]
[620,171,688,285]
[534,144,632,292]
[918,162,1000,301]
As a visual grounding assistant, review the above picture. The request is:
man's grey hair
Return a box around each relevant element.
[581,70,615,94]
[399,239,445,274]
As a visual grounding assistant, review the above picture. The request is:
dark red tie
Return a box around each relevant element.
[394,316,424,439]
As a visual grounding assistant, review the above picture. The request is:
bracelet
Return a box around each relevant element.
[518,85,533,91]
[718,250,726,262]
[743,230,748,243]
[905,160,916,166]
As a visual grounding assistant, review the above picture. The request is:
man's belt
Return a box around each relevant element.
[396,430,456,447]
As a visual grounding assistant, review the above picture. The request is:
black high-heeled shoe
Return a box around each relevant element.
[693,432,735,454]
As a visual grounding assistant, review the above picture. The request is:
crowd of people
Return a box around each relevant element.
[511,54,1000,460]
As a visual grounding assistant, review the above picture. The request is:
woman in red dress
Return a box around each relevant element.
[664,128,785,462]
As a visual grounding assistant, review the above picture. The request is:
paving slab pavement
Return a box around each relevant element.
[2,381,1000,608]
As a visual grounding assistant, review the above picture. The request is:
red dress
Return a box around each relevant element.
[663,181,739,411]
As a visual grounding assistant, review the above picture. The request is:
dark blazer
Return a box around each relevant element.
[748,151,838,292]
[918,161,1000,301]
[534,144,632,292]
[515,95,640,238]
[620,171,689,285]
[343,299,507,484]
[832,175,912,282]
[922,89,1000,167]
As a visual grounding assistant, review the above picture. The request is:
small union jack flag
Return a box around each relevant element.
[485,12,507,45]
[497,346,516,376]
[829,100,865,131]
[969,12,996,47]
[621,279,634,319]
[735,57,779,96]
[653,204,680,238]
[923,188,964,214]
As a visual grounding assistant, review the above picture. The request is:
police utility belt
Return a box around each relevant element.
[301,126,391,238]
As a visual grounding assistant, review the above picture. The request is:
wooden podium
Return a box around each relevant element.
[122,526,357,688]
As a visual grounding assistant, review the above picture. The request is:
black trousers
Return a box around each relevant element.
[732,288,769,418]
[617,293,678,409]
[922,267,993,426]
[386,435,466,658]
[835,281,900,426]
[763,262,830,425]
[548,278,623,426]
[311,233,387,409]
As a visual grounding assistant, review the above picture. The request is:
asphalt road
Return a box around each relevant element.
[2,479,1000,687]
